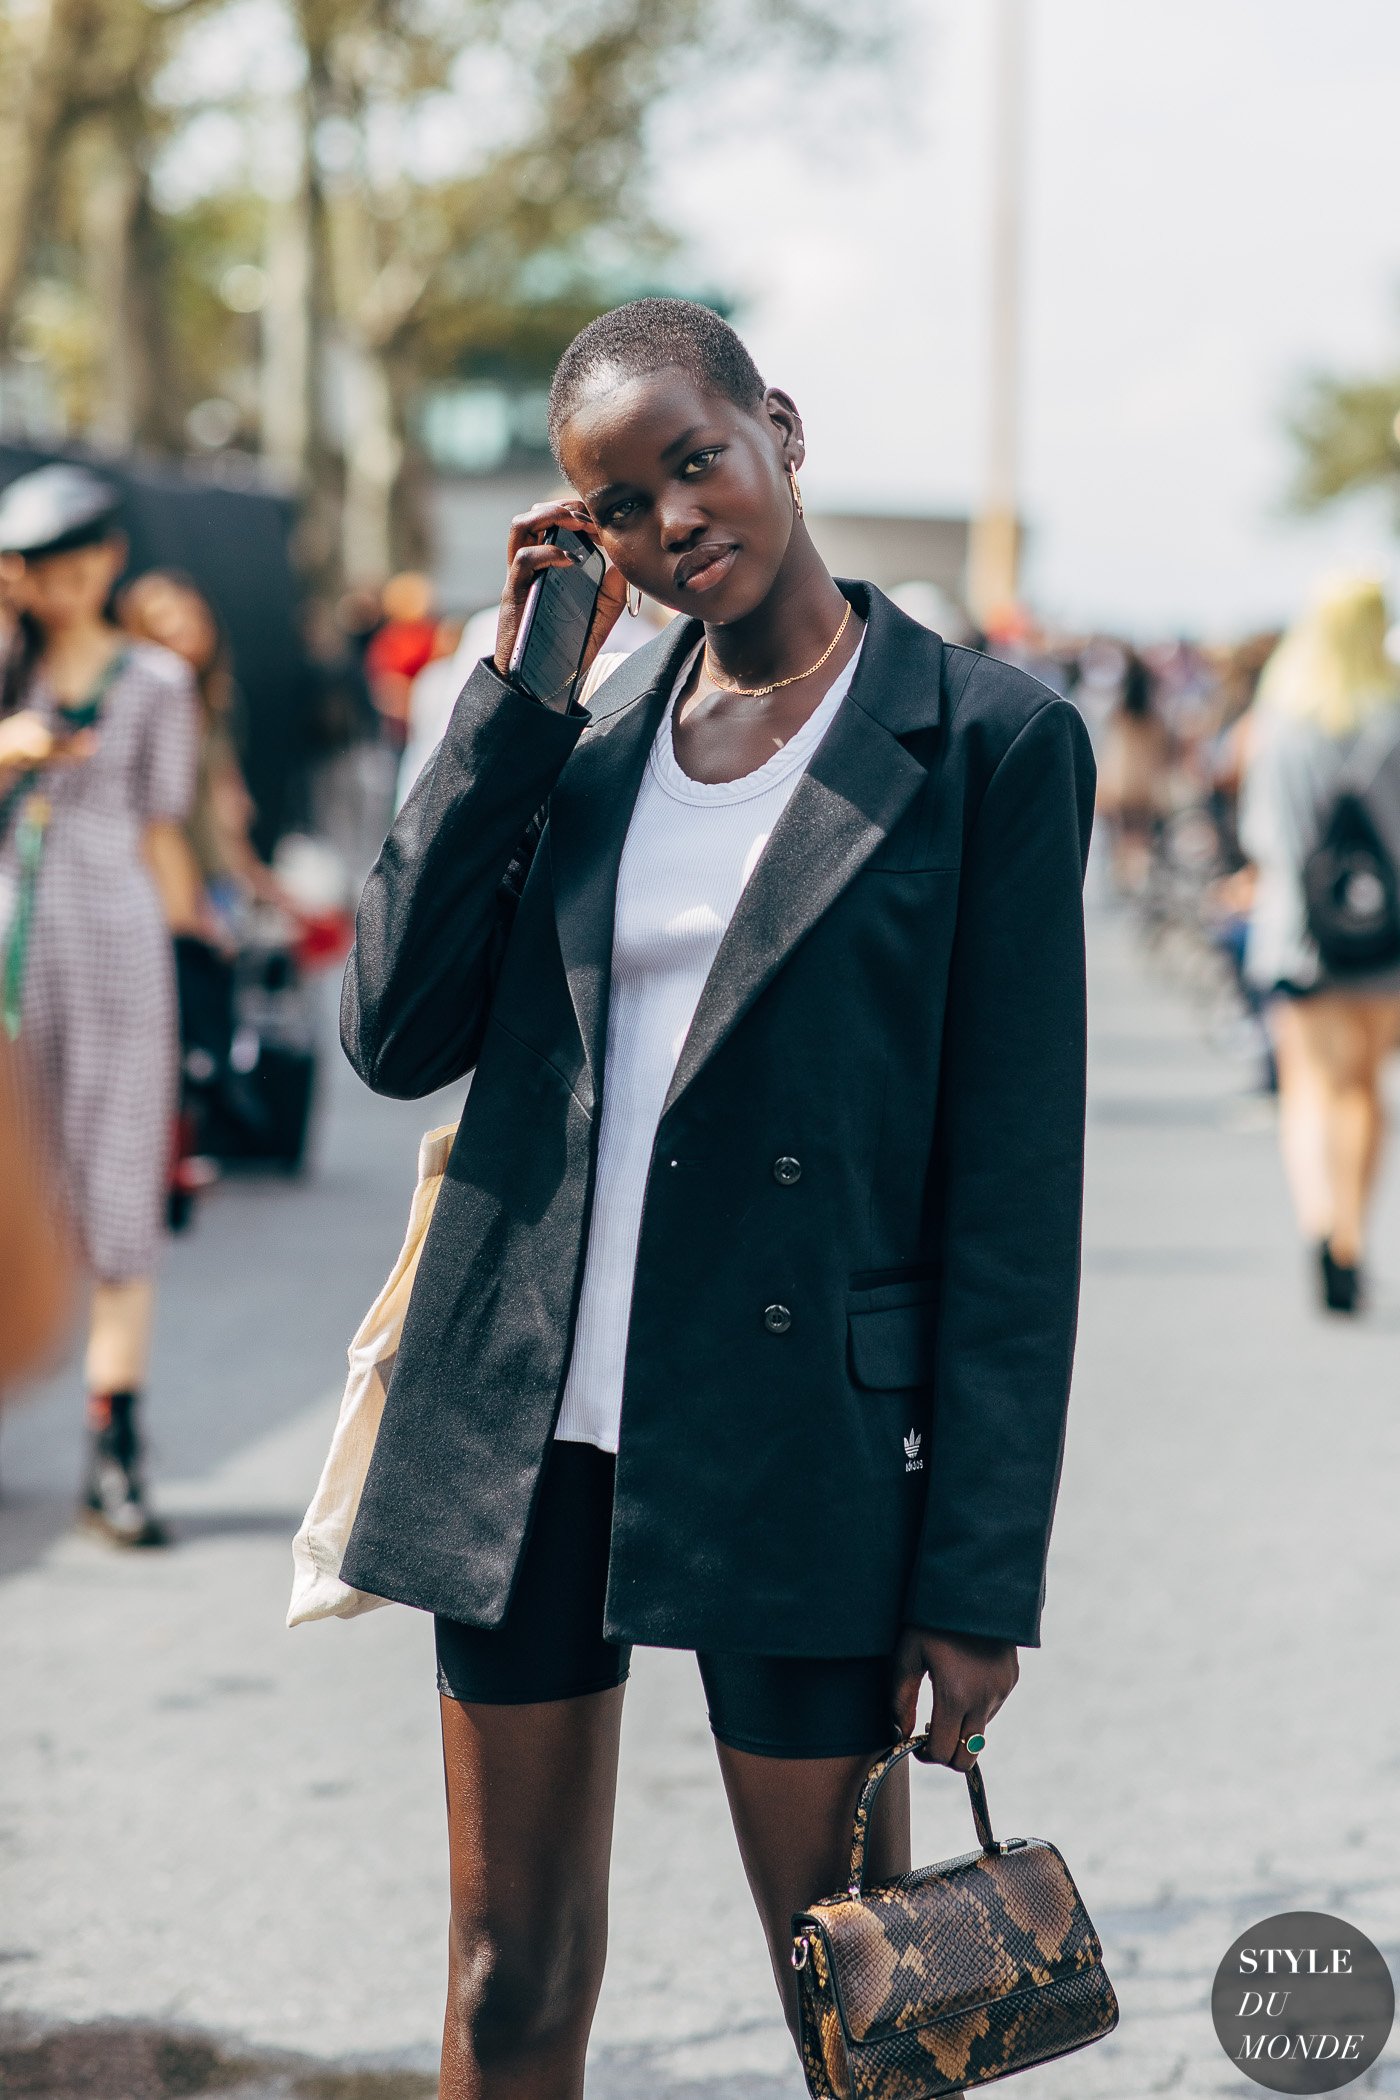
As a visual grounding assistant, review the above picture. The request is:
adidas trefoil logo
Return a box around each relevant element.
[904,1429,923,1473]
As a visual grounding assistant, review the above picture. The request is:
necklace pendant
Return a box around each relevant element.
[702,597,851,703]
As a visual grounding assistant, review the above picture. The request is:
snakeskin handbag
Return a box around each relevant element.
[791,1730,1118,2099]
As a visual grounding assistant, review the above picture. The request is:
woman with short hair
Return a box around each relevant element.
[340,298,1096,2095]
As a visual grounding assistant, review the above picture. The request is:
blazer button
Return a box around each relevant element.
[763,1303,793,1335]
[772,1155,802,1186]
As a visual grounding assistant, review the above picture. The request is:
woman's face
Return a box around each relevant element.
[125,578,220,673]
[15,537,126,631]
[557,368,803,624]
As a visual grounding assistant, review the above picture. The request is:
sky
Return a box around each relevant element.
[658,0,1400,635]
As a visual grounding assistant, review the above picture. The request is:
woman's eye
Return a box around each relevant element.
[601,497,639,527]
[681,448,721,478]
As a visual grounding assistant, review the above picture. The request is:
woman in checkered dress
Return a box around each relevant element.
[0,467,200,1544]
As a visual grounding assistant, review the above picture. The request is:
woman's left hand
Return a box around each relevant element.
[892,1626,1019,1770]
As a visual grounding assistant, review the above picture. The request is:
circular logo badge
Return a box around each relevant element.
[1212,1911,1395,2092]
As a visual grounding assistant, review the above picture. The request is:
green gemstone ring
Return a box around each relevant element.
[962,1732,986,1757]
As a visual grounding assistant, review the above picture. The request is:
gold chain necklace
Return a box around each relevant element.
[703,600,852,700]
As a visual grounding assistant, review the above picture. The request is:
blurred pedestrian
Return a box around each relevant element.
[0,465,199,1540]
[119,568,328,1216]
[364,571,437,752]
[1203,632,1279,874]
[395,592,670,810]
[393,611,476,814]
[335,297,1094,2095]
[1096,648,1170,892]
[335,583,384,672]
[1241,574,1400,1312]
[300,598,389,888]
[119,569,302,935]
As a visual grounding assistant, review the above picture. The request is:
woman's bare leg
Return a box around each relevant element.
[439,1686,625,2100]
[85,1277,156,1389]
[1351,1001,1400,1218]
[1368,999,1400,1173]
[1273,1002,1333,1243]
[717,1746,964,2095]
[1328,1007,1382,1262]
[714,1743,911,2034]
[1292,996,1400,1264]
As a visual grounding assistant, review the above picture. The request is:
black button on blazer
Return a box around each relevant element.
[339,581,1095,1655]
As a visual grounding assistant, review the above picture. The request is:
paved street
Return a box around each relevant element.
[3,908,1400,2099]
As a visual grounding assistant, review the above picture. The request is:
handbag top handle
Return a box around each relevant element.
[846,1726,997,1898]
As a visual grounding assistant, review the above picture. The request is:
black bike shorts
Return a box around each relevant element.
[433,1440,894,1759]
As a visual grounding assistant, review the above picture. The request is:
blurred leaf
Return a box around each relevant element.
[1287,362,1400,525]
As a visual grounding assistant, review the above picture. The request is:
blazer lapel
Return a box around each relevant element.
[661,696,927,1113]
[662,585,944,1114]
[551,582,946,1117]
[548,623,699,1105]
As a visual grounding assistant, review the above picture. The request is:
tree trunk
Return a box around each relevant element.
[81,129,144,449]
[285,29,352,588]
[260,182,313,482]
[339,339,401,586]
[127,161,185,453]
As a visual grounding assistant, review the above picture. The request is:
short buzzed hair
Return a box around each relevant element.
[547,297,766,463]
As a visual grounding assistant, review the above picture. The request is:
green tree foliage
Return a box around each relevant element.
[0,0,224,446]
[0,0,868,583]
[1288,356,1400,528]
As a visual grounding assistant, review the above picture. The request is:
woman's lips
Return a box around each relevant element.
[674,544,738,593]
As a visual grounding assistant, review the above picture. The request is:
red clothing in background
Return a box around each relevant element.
[365,619,438,744]
[366,619,438,687]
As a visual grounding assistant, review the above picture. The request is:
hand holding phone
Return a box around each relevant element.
[494,501,628,711]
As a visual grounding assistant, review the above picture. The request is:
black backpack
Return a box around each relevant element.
[1302,712,1400,974]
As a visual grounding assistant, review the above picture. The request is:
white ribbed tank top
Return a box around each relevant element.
[554,637,863,1451]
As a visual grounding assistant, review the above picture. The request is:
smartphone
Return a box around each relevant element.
[508,526,607,712]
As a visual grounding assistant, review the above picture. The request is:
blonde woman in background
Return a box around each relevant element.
[1241,574,1400,1312]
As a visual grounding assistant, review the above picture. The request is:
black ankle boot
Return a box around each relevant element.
[80,1391,170,1546]
[1318,1240,1361,1316]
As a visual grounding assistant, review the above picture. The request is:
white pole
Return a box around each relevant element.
[968,0,1027,626]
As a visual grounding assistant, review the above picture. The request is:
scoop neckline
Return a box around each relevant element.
[33,638,132,713]
[651,636,864,805]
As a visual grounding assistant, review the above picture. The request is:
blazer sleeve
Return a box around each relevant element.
[341,657,586,1098]
[905,695,1096,1647]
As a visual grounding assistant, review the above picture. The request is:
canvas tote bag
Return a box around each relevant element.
[288,1118,457,1624]
[288,650,631,1627]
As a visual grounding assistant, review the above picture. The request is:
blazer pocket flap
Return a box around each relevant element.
[847,1285,936,1391]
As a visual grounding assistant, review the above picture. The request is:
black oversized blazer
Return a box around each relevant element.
[339,581,1095,1654]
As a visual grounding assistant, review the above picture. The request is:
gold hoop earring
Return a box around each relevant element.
[788,463,804,518]
[626,582,642,617]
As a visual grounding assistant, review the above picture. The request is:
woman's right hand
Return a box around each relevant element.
[0,710,61,780]
[493,499,628,690]
[0,712,98,783]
